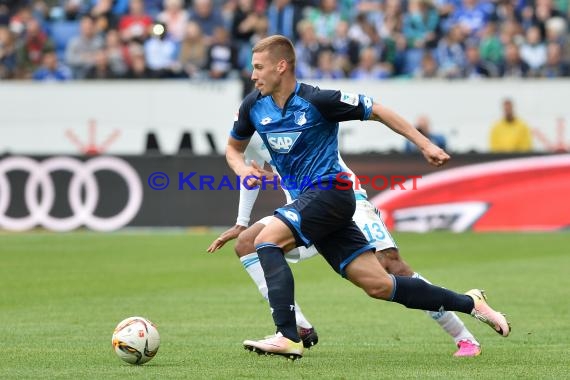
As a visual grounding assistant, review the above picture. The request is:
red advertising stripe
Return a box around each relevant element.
[372,155,570,232]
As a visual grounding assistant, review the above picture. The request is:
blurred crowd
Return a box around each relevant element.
[1,0,569,82]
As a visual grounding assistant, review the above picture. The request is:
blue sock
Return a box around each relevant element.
[391,275,474,314]
[255,243,299,342]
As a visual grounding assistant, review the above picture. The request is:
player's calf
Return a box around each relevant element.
[346,251,396,300]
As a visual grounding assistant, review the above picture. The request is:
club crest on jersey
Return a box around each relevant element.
[294,111,307,126]
[340,92,359,106]
[266,132,301,153]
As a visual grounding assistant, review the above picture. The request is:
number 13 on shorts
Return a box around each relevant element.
[362,223,386,243]
[353,201,397,251]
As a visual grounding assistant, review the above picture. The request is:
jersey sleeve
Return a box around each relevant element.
[230,92,258,140]
[310,89,374,122]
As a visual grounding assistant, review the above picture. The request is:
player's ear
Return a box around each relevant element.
[277,59,287,74]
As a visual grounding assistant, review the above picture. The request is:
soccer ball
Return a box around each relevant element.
[111,316,160,365]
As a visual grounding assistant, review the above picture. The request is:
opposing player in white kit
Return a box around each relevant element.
[208,132,482,357]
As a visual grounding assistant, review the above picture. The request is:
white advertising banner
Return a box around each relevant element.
[1,79,569,155]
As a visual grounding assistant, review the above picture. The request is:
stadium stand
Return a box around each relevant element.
[49,20,80,60]
[0,0,569,80]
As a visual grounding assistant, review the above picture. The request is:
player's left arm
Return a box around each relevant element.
[311,88,449,167]
[370,102,450,167]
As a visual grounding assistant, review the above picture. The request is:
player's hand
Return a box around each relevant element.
[251,160,280,186]
[207,225,247,253]
[239,160,263,187]
[422,144,450,167]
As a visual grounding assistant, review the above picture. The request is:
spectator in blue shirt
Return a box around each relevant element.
[448,0,492,37]
[32,49,72,81]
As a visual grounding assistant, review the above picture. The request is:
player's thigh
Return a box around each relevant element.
[353,200,397,251]
[275,185,356,247]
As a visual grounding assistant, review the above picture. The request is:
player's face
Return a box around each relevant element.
[251,51,281,96]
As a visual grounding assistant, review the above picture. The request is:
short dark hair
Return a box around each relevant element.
[252,35,296,71]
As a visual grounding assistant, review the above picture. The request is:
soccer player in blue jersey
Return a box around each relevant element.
[225,35,510,360]
[209,132,483,357]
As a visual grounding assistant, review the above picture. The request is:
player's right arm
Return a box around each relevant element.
[226,137,252,177]
[226,92,262,185]
[208,146,274,253]
[208,136,254,253]
[208,94,265,253]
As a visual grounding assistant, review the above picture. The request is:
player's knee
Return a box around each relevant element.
[252,233,265,249]
[235,234,255,257]
[377,248,414,277]
[386,260,414,277]
[254,229,284,248]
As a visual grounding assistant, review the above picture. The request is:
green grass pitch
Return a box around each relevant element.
[1,231,569,379]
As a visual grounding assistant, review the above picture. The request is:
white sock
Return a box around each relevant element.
[240,252,269,300]
[293,301,312,329]
[240,252,312,329]
[413,272,480,345]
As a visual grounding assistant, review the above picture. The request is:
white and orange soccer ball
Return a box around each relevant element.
[111,316,160,365]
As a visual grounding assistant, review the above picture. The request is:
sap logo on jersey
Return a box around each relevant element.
[266,132,301,153]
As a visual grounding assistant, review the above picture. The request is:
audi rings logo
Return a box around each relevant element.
[0,156,142,232]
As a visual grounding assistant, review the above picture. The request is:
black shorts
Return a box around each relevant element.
[274,182,375,277]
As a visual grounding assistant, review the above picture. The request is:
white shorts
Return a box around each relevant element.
[255,199,397,263]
